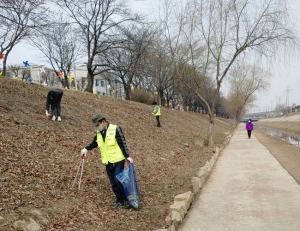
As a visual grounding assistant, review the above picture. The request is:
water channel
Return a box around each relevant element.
[255,125,300,148]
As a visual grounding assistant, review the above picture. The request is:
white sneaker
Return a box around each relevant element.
[52,115,56,121]
[57,116,61,122]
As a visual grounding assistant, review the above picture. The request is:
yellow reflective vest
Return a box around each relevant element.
[96,124,125,165]
[153,105,161,116]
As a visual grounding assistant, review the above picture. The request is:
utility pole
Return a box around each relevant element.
[276,96,281,112]
[285,85,290,112]
[271,100,273,111]
[277,96,281,105]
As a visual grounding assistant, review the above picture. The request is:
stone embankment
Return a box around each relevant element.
[153,133,233,231]
[153,112,300,231]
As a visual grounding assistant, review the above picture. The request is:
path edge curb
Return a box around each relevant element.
[152,128,236,231]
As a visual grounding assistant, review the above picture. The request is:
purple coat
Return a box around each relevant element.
[246,122,254,130]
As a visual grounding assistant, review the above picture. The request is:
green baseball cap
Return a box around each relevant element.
[92,113,105,127]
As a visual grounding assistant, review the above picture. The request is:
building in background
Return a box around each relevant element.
[70,65,124,99]
[5,64,61,87]
[6,64,125,99]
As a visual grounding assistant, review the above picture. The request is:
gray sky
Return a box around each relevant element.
[4,0,300,112]
[253,0,300,112]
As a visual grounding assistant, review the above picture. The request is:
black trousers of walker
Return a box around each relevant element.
[247,130,252,139]
[156,116,161,127]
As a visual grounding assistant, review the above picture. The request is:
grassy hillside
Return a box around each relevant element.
[0,77,235,231]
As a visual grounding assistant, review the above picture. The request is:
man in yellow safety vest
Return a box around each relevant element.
[152,101,161,127]
[80,113,133,208]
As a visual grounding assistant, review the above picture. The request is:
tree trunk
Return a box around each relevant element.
[124,84,131,100]
[63,71,69,89]
[166,99,170,109]
[159,89,164,106]
[2,59,7,77]
[208,113,215,147]
[85,68,94,93]
[235,107,243,123]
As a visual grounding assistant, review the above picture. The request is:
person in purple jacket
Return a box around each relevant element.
[245,119,254,139]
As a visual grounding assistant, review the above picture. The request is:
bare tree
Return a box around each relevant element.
[175,60,216,112]
[7,64,21,77]
[41,71,58,86]
[29,16,82,89]
[56,0,141,93]
[99,24,154,99]
[145,40,178,106]
[0,0,48,76]
[159,0,296,146]
[21,69,31,81]
[227,64,270,122]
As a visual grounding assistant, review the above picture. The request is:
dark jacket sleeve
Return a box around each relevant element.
[85,135,98,150]
[116,126,130,158]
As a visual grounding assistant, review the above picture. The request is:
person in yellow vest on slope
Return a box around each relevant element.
[80,113,133,208]
[152,101,161,127]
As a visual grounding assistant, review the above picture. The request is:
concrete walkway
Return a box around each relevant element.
[178,124,300,231]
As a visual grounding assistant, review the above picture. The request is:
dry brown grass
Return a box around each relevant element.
[256,121,300,137]
[0,77,235,230]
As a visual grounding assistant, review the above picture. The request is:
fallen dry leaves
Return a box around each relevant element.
[0,77,235,230]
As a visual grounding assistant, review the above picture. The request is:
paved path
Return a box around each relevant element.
[178,124,300,231]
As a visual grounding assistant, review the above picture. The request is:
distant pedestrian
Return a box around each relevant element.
[45,88,63,122]
[152,101,161,127]
[245,119,254,139]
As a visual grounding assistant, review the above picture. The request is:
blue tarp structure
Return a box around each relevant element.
[116,163,140,209]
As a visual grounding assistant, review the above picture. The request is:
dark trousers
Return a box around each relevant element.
[51,102,61,116]
[50,91,63,116]
[247,130,252,139]
[156,116,161,127]
[106,160,127,203]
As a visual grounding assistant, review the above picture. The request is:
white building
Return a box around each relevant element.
[70,65,124,98]
[6,64,61,87]
[6,64,125,99]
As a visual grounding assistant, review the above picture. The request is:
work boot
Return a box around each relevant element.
[57,116,61,122]
[123,201,131,209]
[52,115,56,121]
[111,202,124,208]
[111,201,131,209]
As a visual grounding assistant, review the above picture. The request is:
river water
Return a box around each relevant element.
[255,125,300,148]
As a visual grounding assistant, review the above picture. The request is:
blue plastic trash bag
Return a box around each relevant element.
[116,163,140,209]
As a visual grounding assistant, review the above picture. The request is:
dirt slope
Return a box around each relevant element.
[254,114,300,187]
[0,77,235,231]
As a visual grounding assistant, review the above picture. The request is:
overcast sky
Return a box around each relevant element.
[252,0,300,112]
[4,0,300,112]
